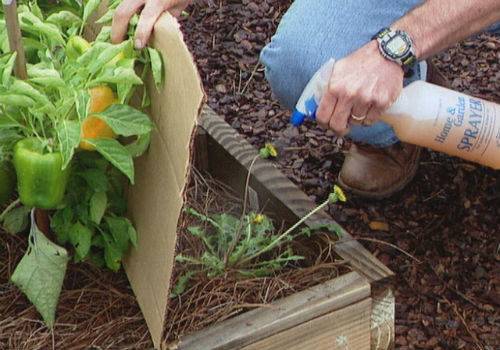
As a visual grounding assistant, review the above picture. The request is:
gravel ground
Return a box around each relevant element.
[182,1,500,348]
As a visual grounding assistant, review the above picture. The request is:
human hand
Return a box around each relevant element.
[316,40,404,136]
[111,0,191,49]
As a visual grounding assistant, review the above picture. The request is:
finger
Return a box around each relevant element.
[111,0,146,44]
[169,3,186,17]
[135,0,168,49]
[350,101,371,126]
[329,98,353,136]
[366,106,382,123]
[317,92,337,129]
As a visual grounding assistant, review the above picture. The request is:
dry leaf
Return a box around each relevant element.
[369,221,390,232]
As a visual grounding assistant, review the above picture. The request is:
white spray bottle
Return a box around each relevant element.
[291,59,500,170]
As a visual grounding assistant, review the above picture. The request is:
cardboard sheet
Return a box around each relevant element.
[125,13,204,349]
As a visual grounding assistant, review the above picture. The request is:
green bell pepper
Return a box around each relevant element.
[66,35,91,60]
[0,161,15,206]
[13,138,70,209]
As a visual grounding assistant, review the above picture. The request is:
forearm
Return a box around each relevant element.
[393,0,500,59]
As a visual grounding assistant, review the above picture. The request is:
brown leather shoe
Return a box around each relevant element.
[338,142,421,199]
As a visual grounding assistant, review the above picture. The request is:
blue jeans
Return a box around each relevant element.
[260,0,500,147]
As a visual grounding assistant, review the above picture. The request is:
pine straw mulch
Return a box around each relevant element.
[0,169,348,349]
[0,234,150,350]
[165,169,347,343]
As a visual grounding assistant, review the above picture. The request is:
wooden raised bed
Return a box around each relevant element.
[85,8,395,350]
[164,106,395,350]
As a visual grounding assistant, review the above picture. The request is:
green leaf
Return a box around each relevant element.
[106,217,130,253]
[147,48,164,89]
[57,120,81,169]
[75,90,90,121]
[92,234,105,249]
[95,25,111,42]
[29,1,44,20]
[88,41,129,74]
[19,12,65,46]
[76,42,108,67]
[95,104,153,137]
[29,77,66,89]
[91,66,143,86]
[88,252,105,268]
[126,132,151,158]
[27,66,65,88]
[82,0,101,25]
[0,129,22,153]
[69,222,92,261]
[51,207,74,245]
[175,254,202,265]
[10,80,54,110]
[170,271,195,298]
[2,206,31,235]
[80,168,109,193]
[83,138,135,183]
[0,32,10,53]
[11,211,69,328]
[2,52,17,86]
[96,10,115,25]
[89,191,107,225]
[128,223,138,248]
[102,231,123,272]
[47,11,83,29]
[0,93,35,108]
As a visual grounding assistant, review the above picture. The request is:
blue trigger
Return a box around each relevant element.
[304,97,318,120]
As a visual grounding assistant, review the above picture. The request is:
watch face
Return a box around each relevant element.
[381,31,411,59]
[387,36,408,56]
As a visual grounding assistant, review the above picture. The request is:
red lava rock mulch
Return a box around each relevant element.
[182,1,500,349]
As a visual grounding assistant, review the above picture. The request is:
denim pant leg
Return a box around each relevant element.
[260,0,425,147]
[487,22,500,35]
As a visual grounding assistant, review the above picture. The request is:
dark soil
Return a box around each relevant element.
[182,1,500,349]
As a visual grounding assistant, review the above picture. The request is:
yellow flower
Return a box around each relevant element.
[333,185,347,202]
[253,214,265,224]
[265,143,278,158]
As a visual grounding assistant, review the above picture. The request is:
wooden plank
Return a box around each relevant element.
[3,0,28,79]
[242,298,372,350]
[371,285,395,350]
[199,106,393,283]
[83,0,108,40]
[194,127,209,171]
[176,272,370,350]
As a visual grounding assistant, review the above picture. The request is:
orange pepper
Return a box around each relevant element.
[80,86,118,151]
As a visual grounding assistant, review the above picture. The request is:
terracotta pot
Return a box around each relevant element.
[34,208,50,235]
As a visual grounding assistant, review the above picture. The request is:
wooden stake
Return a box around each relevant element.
[3,0,27,79]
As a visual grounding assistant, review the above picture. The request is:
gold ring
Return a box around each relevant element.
[351,114,367,121]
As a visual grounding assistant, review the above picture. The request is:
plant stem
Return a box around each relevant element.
[238,197,332,266]
[224,154,259,267]
[0,199,21,222]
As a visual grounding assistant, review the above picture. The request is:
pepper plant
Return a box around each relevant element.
[0,0,164,327]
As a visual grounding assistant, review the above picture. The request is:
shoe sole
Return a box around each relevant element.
[337,147,422,200]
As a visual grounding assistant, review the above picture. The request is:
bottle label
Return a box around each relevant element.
[433,95,498,167]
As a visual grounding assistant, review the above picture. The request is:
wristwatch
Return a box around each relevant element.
[373,28,417,76]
